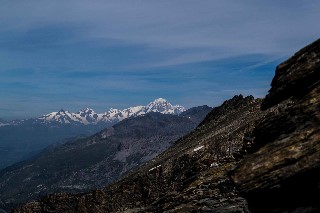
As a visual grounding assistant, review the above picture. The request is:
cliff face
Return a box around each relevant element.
[12,39,320,213]
[232,39,320,212]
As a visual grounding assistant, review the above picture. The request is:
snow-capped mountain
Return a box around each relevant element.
[30,98,185,125]
[37,108,103,125]
[146,98,185,114]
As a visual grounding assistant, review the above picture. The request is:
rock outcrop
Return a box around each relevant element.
[232,38,320,212]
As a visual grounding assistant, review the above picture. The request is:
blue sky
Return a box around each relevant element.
[0,1,319,120]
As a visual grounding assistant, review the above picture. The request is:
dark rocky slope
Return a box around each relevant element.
[1,106,211,212]
[231,38,320,212]
[180,105,212,124]
[12,38,320,212]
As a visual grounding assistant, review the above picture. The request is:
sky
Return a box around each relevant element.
[0,1,319,120]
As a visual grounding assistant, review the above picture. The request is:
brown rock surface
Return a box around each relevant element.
[232,38,320,212]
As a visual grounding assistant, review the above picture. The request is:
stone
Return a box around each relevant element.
[232,38,320,213]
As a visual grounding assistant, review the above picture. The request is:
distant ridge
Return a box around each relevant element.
[1,98,185,126]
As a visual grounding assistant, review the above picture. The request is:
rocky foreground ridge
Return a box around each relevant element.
[12,39,320,212]
[231,38,320,212]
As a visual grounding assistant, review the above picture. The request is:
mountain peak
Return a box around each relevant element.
[145,98,185,115]
[153,98,168,103]
[80,108,94,113]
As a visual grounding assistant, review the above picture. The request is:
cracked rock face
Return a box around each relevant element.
[232,39,320,213]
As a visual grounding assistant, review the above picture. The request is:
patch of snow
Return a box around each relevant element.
[149,164,162,172]
[210,162,219,167]
[193,146,204,152]
[153,98,167,103]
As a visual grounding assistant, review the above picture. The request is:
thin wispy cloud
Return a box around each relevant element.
[0,1,319,119]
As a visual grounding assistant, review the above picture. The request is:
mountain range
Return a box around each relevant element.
[0,98,186,169]
[1,98,185,126]
[0,106,212,211]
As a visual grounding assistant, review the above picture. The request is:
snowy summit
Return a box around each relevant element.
[2,98,186,126]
